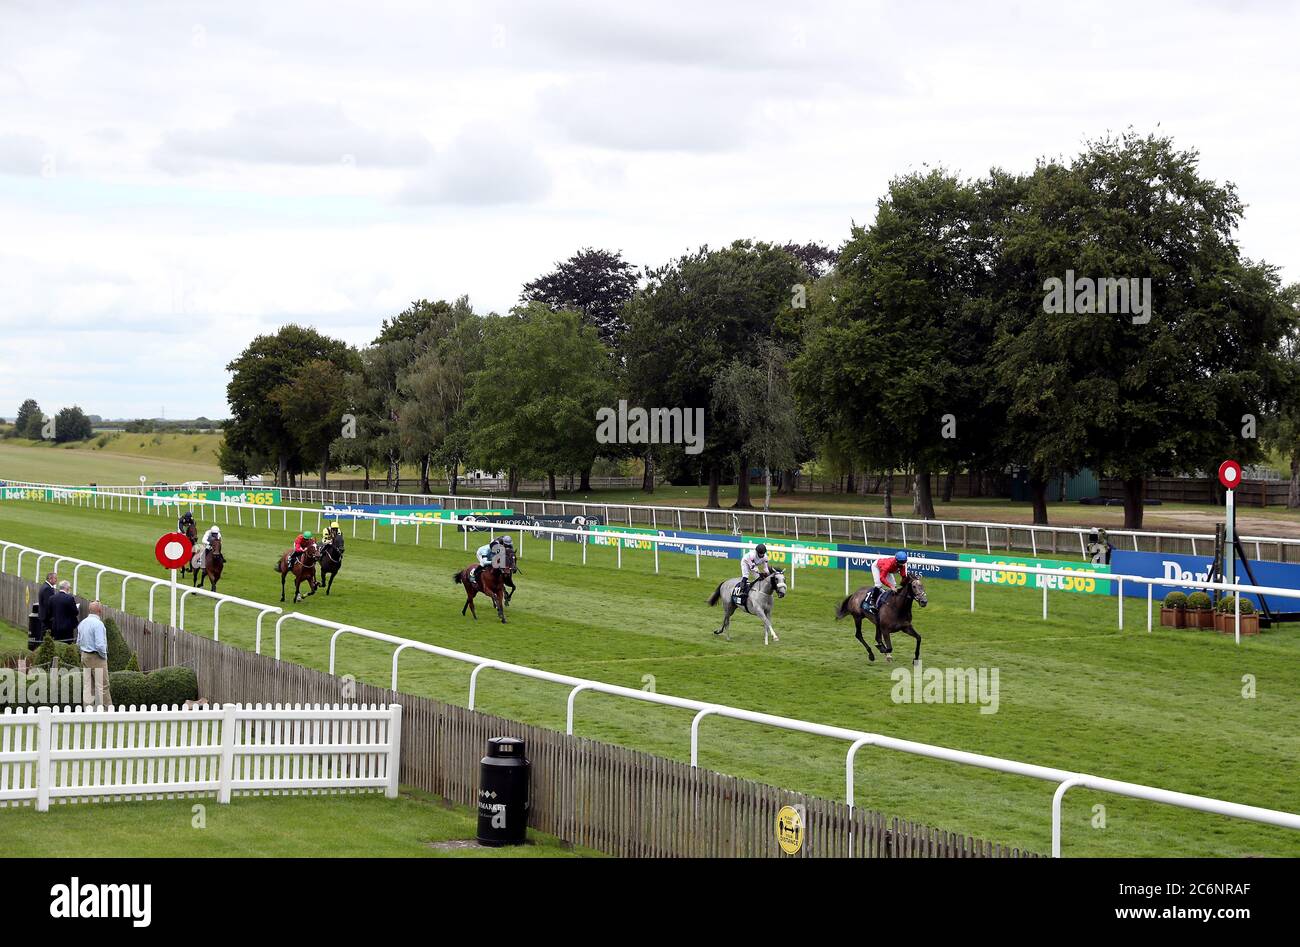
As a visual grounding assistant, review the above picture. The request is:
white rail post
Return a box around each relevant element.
[654,538,659,574]
[386,704,403,799]
[1118,578,1124,630]
[970,569,975,612]
[218,703,239,803]
[1051,777,1087,857]
[35,707,52,813]
[1147,583,1152,633]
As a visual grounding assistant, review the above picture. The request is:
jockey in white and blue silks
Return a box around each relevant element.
[737,543,771,602]
[477,543,494,567]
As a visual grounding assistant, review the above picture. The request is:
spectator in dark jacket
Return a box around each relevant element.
[48,581,80,643]
[38,572,58,632]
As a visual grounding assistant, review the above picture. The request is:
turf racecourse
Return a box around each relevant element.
[2,498,1298,857]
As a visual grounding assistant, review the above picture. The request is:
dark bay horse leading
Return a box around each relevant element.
[452,546,516,623]
[275,539,320,603]
[835,574,928,663]
[193,536,224,592]
[319,541,343,595]
[179,521,199,578]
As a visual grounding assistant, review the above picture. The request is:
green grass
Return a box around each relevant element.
[1,497,1298,857]
[0,434,223,485]
[0,788,588,857]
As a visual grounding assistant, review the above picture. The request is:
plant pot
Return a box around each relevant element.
[1159,608,1186,628]
[1187,608,1214,629]
[1217,612,1260,636]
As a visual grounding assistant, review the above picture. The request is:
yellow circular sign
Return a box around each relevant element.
[776,805,804,855]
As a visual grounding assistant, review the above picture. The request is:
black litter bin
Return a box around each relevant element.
[27,605,42,651]
[476,737,530,846]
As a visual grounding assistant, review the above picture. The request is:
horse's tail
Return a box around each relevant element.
[835,594,852,620]
[451,571,462,585]
[707,583,723,607]
[273,558,282,574]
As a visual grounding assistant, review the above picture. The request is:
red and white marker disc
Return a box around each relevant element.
[155,532,193,569]
[1218,460,1242,491]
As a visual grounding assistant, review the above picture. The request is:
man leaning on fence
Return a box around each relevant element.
[77,601,113,709]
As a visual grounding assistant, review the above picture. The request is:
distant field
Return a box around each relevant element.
[0,433,223,484]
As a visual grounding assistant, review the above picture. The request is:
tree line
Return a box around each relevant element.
[4,400,94,443]
[221,131,1300,528]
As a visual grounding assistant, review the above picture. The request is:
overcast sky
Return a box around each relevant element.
[1,0,1296,419]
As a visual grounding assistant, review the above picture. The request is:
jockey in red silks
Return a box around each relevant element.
[290,530,314,568]
[868,550,909,612]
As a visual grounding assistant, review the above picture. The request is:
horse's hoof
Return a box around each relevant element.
[867,652,875,662]
[884,655,893,664]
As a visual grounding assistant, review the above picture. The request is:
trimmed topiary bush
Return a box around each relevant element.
[108,671,148,708]
[54,642,81,668]
[105,617,133,672]
[1187,591,1212,610]
[145,666,199,706]
[126,653,140,671]
[1162,591,1188,609]
[31,633,59,669]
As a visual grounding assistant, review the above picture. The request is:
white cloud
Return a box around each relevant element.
[0,0,1296,418]
[397,127,550,205]
[155,101,430,171]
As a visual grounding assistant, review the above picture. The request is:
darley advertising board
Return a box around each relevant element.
[1109,549,1300,608]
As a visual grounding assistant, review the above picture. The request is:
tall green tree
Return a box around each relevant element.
[270,355,361,488]
[14,399,39,438]
[394,298,482,494]
[520,248,639,351]
[52,406,94,443]
[1261,286,1300,506]
[463,305,614,499]
[225,325,355,485]
[624,240,804,507]
[711,340,801,510]
[1059,132,1293,527]
[794,170,996,519]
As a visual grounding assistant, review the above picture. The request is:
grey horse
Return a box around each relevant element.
[706,570,788,645]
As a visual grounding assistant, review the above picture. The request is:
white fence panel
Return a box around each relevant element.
[0,703,401,811]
